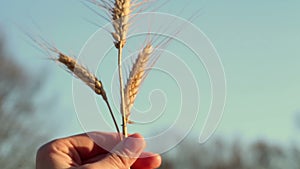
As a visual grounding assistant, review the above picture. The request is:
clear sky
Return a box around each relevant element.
[0,0,300,146]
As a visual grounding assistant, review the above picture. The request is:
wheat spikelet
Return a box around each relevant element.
[124,43,153,120]
[111,0,131,48]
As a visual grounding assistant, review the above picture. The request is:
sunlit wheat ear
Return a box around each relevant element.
[88,0,152,48]
[111,0,131,48]
[24,35,106,96]
[124,43,153,121]
[86,0,131,48]
[30,37,107,98]
[56,53,107,98]
[26,35,120,133]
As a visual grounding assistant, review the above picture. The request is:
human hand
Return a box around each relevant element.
[36,132,161,169]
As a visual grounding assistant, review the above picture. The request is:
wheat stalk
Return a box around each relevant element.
[56,52,120,134]
[86,0,132,138]
[27,35,121,133]
[110,0,132,138]
[24,30,122,133]
[124,44,153,122]
[87,0,157,138]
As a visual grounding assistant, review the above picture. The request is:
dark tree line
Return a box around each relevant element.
[159,136,300,169]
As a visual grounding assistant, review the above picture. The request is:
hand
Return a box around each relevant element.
[36,132,161,169]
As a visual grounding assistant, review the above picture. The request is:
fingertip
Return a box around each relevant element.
[148,154,162,168]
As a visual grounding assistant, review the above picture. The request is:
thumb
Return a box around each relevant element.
[84,133,146,169]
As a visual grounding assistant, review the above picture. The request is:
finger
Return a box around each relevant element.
[83,133,146,169]
[53,132,121,162]
[132,152,162,169]
[82,151,162,168]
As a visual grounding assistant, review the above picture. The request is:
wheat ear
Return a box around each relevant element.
[57,53,106,97]
[124,43,153,123]
[111,0,131,48]
[56,52,120,133]
[26,32,121,133]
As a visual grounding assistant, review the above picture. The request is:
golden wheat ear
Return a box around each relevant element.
[27,35,120,133]
[124,43,153,121]
[111,0,131,48]
[56,53,105,96]
[27,37,108,100]
[88,0,155,49]
[86,0,131,48]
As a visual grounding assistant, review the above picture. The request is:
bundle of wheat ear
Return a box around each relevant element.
[32,37,155,140]
[54,43,154,138]
[30,0,158,143]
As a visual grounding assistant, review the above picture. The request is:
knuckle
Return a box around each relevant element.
[37,138,65,156]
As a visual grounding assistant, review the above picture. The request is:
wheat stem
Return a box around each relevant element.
[118,42,130,169]
[117,44,128,138]
[110,0,131,138]
[104,99,121,134]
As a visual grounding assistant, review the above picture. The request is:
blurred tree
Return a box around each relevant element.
[0,33,49,169]
[159,136,299,169]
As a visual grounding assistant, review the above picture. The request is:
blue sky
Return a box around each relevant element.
[0,0,300,145]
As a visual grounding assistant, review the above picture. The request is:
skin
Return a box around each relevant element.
[36,132,161,169]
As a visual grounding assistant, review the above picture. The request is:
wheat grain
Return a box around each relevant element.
[124,43,153,120]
